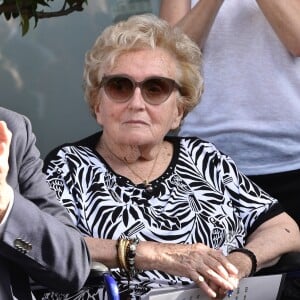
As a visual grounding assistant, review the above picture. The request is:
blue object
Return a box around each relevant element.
[104,273,120,300]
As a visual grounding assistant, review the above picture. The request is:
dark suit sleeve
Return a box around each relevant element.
[0,110,91,293]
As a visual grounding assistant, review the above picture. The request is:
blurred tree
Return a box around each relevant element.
[0,0,87,35]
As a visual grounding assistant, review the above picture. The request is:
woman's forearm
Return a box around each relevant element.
[84,237,119,268]
[245,212,300,271]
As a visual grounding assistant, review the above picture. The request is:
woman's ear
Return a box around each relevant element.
[171,102,184,130]
[93,91,103,125]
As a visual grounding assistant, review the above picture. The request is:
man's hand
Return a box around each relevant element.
[0,121,12,221]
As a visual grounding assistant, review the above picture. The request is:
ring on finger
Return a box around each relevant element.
[198,275,205,283]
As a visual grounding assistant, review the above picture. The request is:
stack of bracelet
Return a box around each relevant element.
[117,236,140,279]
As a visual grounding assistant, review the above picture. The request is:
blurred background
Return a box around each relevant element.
[0,0,160,157]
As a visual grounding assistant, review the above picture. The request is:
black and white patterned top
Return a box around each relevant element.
[42,132,282,299]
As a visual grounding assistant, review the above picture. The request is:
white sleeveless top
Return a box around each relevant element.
[182,0,300,175]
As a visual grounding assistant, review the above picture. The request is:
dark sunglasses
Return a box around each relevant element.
[100,74,180,105]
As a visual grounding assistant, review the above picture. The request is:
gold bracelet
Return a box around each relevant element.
[117,237,130,272]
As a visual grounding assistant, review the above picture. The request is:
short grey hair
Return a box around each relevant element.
[83,13,203,119]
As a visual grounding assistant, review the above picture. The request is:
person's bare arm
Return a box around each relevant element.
[159,0,191,25]
[159,0,224,48]
[229,212,300,278]
[257,0,300,56]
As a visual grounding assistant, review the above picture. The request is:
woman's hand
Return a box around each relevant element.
[204,251,256,300]
[206,250,255,300]
[137,242,239,299]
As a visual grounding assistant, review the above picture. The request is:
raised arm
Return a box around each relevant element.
[0,121,12,222]
[159,0,224,48]
[256,0,300,56]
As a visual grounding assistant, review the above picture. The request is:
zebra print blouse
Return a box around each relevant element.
[42,132,282,299]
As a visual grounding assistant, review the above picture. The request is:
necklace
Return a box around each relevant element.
[123,145,162,193]
[101,140,162,193]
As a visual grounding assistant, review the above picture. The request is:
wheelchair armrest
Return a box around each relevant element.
[85,262,120,300]
[84,261,111,287]
[32,262,119,300]
[256,252,300,276]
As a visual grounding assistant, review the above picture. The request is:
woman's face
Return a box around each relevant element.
[94,48,183,147]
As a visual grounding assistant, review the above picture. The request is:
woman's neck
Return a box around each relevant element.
[98,137,163,163]
[96,135,173,187]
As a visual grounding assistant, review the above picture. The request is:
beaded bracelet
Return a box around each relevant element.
[116,237,140,279]
[229,248,257,276]
[126,237,140,279]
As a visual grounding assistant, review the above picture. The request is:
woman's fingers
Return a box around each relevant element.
[190,269,237,299]
[208,249,239,277]
[198,249,238,288]
[194,275,218,299]
[205,269,235,290]
[208,281,227,300]
[185,247,239,298]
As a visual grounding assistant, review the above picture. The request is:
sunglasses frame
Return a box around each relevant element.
[100,74,180,105]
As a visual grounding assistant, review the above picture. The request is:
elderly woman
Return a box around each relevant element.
[43,14,300,300]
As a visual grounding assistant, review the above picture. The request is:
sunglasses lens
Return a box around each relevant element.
[101,75,177,104]
[104,77,133,102]
[142,78,174,104]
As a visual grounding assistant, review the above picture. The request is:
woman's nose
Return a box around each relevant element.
[127,86,146,108]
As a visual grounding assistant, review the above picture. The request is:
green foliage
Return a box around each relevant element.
[0,0,87,35]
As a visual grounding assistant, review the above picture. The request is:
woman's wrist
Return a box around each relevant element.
[116,237,140,279]
[229,248,257,277]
